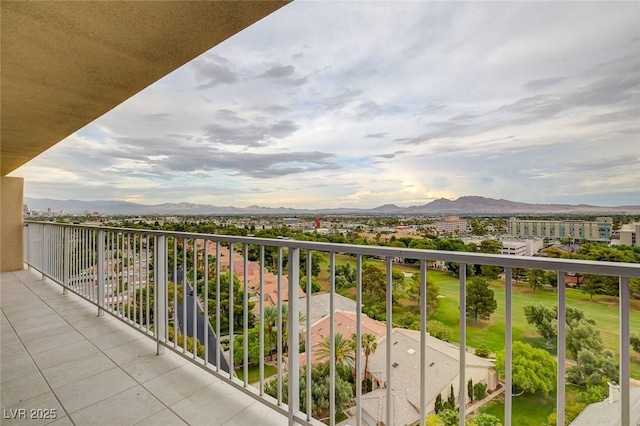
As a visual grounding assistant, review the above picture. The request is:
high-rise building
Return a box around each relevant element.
[507,217,612,242]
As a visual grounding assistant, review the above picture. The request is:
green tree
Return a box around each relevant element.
[264,362,353,418]
[631,333,640,361]
[438,409,459,426]
[362,264,386,302]
[428,320,453,341]
[524,303,557,347]
[352,332,378,392]
[468,412,501,426]
[434,393,444,414]
[475,343,490,358]
[262,306,278,360]
[207,272,254,333]
[316,333,356,375]
[495,341,556,396]
[479,240,502,254]
[233,326,270,366]
[466,277,497,325]
[473,382,487,401]
[409,273,440,312]
[527,268,546,294]
[300,276,321,294]
[468,379,474,402]
[567,349,618,387]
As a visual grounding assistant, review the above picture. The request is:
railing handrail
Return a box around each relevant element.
[25,221,640,278]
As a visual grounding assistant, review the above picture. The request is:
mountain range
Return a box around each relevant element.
[24,196,640,216]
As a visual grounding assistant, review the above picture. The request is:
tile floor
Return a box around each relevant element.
[1,269,289,425]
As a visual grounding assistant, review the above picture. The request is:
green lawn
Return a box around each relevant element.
[235,363,277,383]
[480,385,582,425]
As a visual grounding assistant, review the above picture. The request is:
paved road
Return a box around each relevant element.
[173,270,230,374]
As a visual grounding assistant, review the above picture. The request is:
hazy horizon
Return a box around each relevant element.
[13,1,640,208]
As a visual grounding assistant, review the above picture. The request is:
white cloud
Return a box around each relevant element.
[14,1,640,208]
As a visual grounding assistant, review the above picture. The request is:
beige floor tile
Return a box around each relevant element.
[54,367,137,413]
[133,409,189,426]
[1,372,50,408]
[1,350,39,383]
[23,330,85,355]
[223,400,289,426]
[31,340,99,370]
[142,362,219,406]
[121,352,185,384]
[10,314,67,333]
[103,337,157,364]
[69,385,164,426]
[170,381,256,425]
[41,351,116,389]
[16,321,75,343]
[89,327,145,350]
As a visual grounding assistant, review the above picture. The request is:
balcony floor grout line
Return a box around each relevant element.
[1,271,75,425]
[2,269,195,426]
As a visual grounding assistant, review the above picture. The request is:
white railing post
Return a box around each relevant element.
[619,276,630,426]
[62,226,70,294]
[505,268,513,426]
[419,259,427,426]
[156,235,167,355]
[97,229,105,316]
[386,257,393,426]
[459,264,467,426]
[287,247,300,425]
[40,223,45,279]
[556,272,566,426]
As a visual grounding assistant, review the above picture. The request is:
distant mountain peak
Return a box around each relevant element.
[23,196,640,216]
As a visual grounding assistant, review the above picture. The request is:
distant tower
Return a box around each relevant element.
[314,218,321,229]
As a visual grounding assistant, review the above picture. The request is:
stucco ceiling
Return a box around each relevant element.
[1,1,289,176]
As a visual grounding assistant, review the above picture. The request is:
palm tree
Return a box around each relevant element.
[317,333,355,372]
[361,333,377,391]
[263,306,278,360]
[280,303,306,354]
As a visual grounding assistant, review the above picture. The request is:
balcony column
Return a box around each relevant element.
[1,176,24,272]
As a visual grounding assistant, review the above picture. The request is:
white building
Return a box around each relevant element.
[569,383,640,426]
[499,241,527,256]
[619,223,640,247]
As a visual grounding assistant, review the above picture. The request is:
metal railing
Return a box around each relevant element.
[23,221,640,426]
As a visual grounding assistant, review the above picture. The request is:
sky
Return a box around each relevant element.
[15,1,640,209]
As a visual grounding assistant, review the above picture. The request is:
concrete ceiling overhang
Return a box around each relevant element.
[1,0,290,176]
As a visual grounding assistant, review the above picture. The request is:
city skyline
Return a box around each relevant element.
[12,1,640,209]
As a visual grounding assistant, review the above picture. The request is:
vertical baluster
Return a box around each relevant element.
[259,245,265,394]
[287,247,300,425]
[277,246,283,404]
[229,242,235,379]
[306,250,314,421]
[619,276,630,426]
[355,254,363,426]
[458,264,467,425]
[505,268,513,426]
[385,256,393,426]
[193,239,198,359]
[216,241,221,373]
[556,272,566,426]
[329,251,336,426]
[243,244,249,387]
[204,239,209,366]
[419,259,427,426]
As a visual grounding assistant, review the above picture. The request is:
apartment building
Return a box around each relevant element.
[507,217,612,242]
[434,216,469,235]
[619,223,640,247]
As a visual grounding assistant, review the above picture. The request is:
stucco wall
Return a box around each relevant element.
[1,176,24,271]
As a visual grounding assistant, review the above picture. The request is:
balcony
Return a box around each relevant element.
[2,221,639,426]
